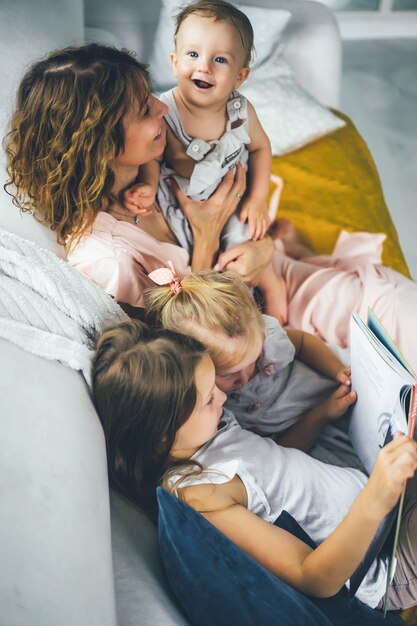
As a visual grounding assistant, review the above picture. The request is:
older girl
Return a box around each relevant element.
[92,319,417,610]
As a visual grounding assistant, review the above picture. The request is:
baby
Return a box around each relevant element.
[124,0,287,323]
[145,267,360,466]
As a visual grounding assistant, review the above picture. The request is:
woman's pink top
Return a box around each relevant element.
[67,212,190,308]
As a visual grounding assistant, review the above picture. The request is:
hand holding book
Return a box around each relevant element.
[364,433,417,522]
[348,310,417,605]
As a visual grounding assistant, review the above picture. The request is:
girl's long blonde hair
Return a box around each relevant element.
[145,270,265,370]
[3,44,150,247]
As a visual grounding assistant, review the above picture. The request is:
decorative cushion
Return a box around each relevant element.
[240,45,345,155]
[156,488,406,626]
[148,0,345,155]
[157,487,331,626]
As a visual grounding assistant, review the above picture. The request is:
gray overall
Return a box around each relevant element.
[158,88,251,254]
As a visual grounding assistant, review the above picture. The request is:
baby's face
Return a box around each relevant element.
[215,334,263,393]
[171,15,250,109]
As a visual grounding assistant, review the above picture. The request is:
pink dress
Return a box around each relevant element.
[274,230,417,371]
[67,212,190,308]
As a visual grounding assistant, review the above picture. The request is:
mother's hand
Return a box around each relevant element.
[169,163,246,270]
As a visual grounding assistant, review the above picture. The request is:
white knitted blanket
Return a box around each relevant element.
[0,229,128,385]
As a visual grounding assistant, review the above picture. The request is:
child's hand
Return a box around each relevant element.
[336,366,351,386]
[123,183,156,216]
[320,384,357,422]
[240,197,271,241]
[365,433,417,519]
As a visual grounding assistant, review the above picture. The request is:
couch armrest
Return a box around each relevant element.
[0,340,117,626]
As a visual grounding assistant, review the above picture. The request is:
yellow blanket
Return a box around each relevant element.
[270,111,409,277]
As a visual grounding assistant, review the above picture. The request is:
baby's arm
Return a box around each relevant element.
[240,101,273,241]
[123,160,159,216]
[287,329,351,385]
[181,434,417,598]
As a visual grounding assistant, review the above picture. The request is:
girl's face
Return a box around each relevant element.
[171,354,227,458]
[114,94,168,168]
[171,15,250,110]
[215,333,263,393]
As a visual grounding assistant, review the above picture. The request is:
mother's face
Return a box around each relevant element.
[114,94,168,168]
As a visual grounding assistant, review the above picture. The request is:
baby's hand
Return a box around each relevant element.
[240,197,271,241]
[123,182,156,216]
[336,366,351,386]
[321,384,357,422]
[366,433,417,518]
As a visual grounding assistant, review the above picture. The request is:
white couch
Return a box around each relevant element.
[0,2,342,624]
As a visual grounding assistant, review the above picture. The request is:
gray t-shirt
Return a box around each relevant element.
[226,315,363,469]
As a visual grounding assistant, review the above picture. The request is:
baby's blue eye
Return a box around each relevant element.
[215,56,227,64]
[188,51,198,58]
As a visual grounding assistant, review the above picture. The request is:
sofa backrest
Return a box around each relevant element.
[0,0,85,257]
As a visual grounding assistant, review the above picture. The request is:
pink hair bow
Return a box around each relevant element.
[148,260,182,294]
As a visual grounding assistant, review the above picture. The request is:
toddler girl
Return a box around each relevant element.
[124,0,287,322]
[145,267,358,465]
[92,319,417,610]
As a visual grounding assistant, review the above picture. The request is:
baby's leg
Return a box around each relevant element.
[256,263,288,325]
[269,219,314,259]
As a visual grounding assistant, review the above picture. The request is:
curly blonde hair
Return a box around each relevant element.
[145,270,265,370]
[3,44,150,247]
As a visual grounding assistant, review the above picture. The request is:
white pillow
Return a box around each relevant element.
[240,45,346,155]
[149,0,345,155]
[148,0,291,88]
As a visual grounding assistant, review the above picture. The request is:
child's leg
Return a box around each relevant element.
[269,219,314,260]
[256,262,288,325]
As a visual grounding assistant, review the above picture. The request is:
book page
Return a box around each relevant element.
[348,314,412,475]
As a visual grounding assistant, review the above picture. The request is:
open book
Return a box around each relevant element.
[348,310,417,605]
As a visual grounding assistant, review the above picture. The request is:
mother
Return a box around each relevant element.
[4,43,274,309]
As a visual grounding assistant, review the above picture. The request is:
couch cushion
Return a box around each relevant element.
[157,487,332,626]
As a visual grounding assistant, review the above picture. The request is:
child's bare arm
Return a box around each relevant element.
[165,124,195,178]
[272,384,357,451]
[240,102,273,241]
[287,329,351,386]
[183,435,417,598]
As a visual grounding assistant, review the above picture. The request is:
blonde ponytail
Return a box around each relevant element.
[145,270,265,369]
